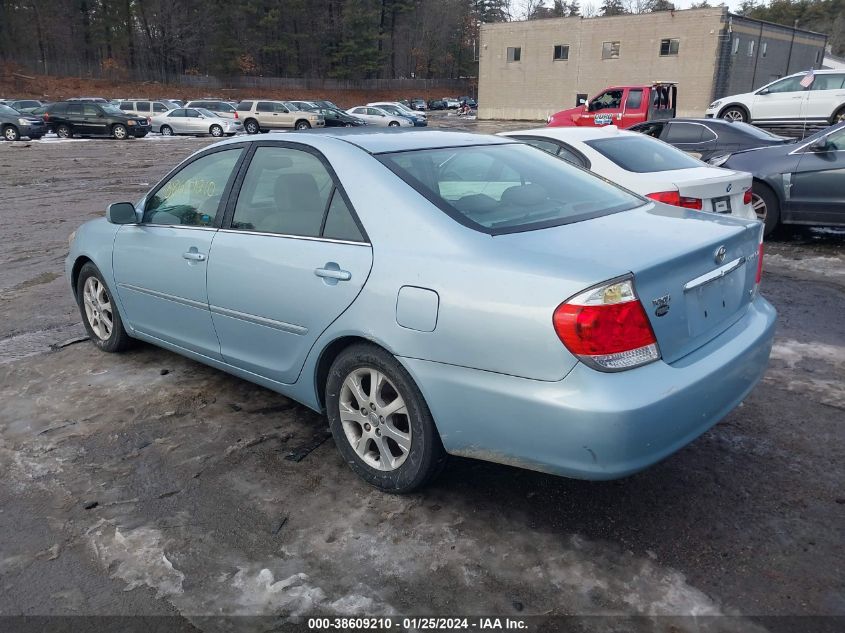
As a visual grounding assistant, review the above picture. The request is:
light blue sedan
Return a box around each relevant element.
[66,130,776,493]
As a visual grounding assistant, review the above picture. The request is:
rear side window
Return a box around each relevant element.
[586,136,703,173]
[67,104,83,116]
[119,102,133,110]
[379,144,641,234]
[144,148,243,226]
[664,122,703,143]
[323,190,365,242]
[237,101,253,111]
[153,102,168,113]
[231,146,336,238]
[626,89,643,109]
[83,104,100,117]
[257,102,274,113]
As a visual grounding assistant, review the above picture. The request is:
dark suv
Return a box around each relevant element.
[45,102,151,139]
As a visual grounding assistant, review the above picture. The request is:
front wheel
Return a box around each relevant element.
[112,124,128,140]
[244,119,260,134]
[720,106,747,123]
[76,263,132,353]
[209,124,224,137]
[326,343,446,493]
[751,183,781,237]
[388,121,400,127]
[3,125,20,141]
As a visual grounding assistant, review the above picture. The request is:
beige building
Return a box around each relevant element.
[478,7,827,120]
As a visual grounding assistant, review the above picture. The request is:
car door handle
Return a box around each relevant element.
[315,263,351,282]
[182,251,207,261]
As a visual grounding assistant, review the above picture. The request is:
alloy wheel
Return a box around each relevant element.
[751,192,767,222]
[210,125,223,137]
[4,126,20,141]
[161,126,173,136]
[338,367,411,471]
[722,109,745,122]
[113,125,127,139]
[82,277,113,341]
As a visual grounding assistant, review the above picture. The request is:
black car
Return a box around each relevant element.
[44,101,151,139]
[717,122,845,236]
[630,118,791,162]
[0,103,46,140]
[312,99,340,110]
[427,99,446,111]
[315,106,366,127]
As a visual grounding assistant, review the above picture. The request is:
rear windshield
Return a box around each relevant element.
[586,136,703,173]
[378,143,642,234]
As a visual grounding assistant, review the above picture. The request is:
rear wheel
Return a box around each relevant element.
[112,124,128,140]
[76,263,132,353]
[751,182,780,237]
[3,125,20,141]
[326,343,446,493]
[209,124,224,137]
[295,120,311,130]
[831,106,845,125]
[720,106,747,123]
[388,121,400,127]
[56,124,72,139]
[160,125,173,136]
[244,119,260,134]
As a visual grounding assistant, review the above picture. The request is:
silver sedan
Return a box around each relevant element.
[152,107,243,137]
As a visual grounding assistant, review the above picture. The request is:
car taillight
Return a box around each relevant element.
[646,190,702,210]
[44,112,50,121]
[553,277,660,371]
[234,111,239,119]
[743,188,752,206]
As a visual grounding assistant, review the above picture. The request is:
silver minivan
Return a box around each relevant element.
[119,100,174,119]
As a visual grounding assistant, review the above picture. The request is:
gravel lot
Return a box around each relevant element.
[1,116,843,633]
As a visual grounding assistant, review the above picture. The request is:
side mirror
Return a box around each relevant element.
[809,138,830,152]
[107,202,139,224]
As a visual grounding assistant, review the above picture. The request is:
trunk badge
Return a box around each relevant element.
[715,245,727,264]
[726,183,733,193]
[652,294,671,317]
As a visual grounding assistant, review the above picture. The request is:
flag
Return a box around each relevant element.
[800,69,815,88]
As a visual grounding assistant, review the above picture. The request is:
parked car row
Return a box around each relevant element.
[67,127,775,493]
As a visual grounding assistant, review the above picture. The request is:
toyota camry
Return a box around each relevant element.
[66,130,776,493]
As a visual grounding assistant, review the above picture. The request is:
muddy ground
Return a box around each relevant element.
[0,115,843,633]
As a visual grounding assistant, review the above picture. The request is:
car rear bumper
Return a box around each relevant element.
[401,295,776,480]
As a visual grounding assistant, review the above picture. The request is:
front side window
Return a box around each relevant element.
[659,39,679,56]
[83,105,100,117]
[586,136,703,173]
[378,143,641,234]
[553,45,569,61]
[217,102,235,112]
[144,149,243,226]
[765,76,804,94]
[232,146,362,240]
[507,47,521,62]
[185,109,200,117]
[589,90,623,111]
[602,41,620,60]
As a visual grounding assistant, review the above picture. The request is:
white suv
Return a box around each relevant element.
[705,70,845,127]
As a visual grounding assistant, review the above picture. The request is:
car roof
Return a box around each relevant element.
[213,129,514,155]
[501,126,636,143]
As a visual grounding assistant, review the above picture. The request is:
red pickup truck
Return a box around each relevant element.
[547,82,677,128]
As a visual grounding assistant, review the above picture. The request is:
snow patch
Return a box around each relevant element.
[765,254,845,277]
[770,340,845,369]
[230,568,326,616]
[88,521,185,599]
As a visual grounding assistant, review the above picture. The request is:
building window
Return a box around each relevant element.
[553,44,569,61]
[748,40,755,57]
[602,41,621,60]
[761,41,767,57]
[659,38,679,56]
[507,47,521,62]
[732,36,740,55]
[815,50,821,65]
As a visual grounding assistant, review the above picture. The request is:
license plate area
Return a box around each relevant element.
[711,196,732,214]
[685,261,746,337]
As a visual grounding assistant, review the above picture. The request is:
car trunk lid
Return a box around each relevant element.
[497,204,762,365]
[671,167,752,215]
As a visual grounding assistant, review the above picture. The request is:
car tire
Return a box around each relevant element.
[720,106,748,123]
[388,121,400,127]
[831,106,845,125]
[751,181,781,237]
[112,124,128,140]
[76,263,132,353]
[295,120,311,130]
[326,343,447,493]
[244,119,260,134]
[3,125,20,141]
[160,125,173,136]
[56,124,72,139]
[209,124,224,137]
